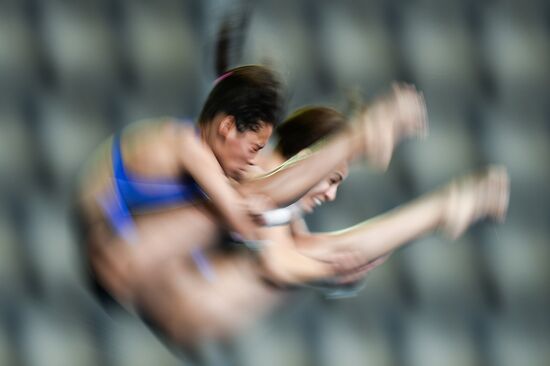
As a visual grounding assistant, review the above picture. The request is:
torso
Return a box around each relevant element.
[75,120,291,344]
[75,118,214,302]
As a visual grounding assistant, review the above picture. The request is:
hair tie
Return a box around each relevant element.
[214,71,234,85]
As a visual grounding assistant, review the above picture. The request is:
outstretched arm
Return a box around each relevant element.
[240,83,427,207]
[257,166,509,284]
[297,166,508,261]
[255,191,443,285]
[176,84,427,240]
[295,191,445,262]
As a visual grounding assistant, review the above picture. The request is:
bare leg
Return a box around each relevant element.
[85,204,221,305]
[135,252,282,347]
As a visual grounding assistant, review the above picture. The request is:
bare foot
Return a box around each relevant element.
[441,165,510,239]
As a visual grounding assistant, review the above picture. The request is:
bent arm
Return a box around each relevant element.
[177,125,259,240]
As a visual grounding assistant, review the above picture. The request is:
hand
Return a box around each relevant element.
[391,82,428,139]
[440,165,510,239]
[242,194,276,226]
[353,82,428,170]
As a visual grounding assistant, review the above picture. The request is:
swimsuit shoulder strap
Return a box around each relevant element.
[111,134,129,180]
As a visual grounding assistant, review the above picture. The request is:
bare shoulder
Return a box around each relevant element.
[124,117,193,151]
[160,119,215,173]
[154,118,196,145]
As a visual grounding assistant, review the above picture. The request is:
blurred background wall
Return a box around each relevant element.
[0,0,549,365]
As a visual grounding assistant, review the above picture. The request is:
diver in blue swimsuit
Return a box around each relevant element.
[74,62,378,312]
[73,64,287,312]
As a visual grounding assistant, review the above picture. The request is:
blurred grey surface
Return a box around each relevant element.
[0,0,548,365]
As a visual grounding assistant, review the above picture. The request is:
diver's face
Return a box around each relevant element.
[300,162,349,213]
[220,119,272,181]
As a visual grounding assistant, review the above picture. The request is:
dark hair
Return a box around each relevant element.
[198,65,285,132]
[275,106,349,159]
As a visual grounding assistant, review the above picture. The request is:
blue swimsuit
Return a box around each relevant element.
[98,132,216,282]
[98,131,359,295]
[99,134,205,243]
